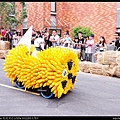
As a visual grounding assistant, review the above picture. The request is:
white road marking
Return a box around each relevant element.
[0,83,40,96]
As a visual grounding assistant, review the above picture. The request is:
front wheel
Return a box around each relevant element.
[15,79,24,89]
[40,86,53,99]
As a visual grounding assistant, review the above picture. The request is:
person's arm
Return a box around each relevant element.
[103,43,107,50]
[77,43,81,49]
[87,40,94,46]
[49,36,53,42]
[115,39,118,47]
[55,35,59,42]
[9,33,12,39]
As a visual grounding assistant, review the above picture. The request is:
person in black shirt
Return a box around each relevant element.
[4,29,13,49]
[73,36,81,59]
[115,39,120,51]
[31,29,36,44]
[43,28,52,49]
[114,33,120,51]
[78,32,85,61]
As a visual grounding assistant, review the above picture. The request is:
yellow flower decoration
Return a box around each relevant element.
[3,45,79,98]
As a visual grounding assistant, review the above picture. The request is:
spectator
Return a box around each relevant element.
[43,28,51,49]
[31,29,36,44]
[1,27,6,41]
[49,30,60,47]
[12,30,22,48]
[36,31,43,38]
[114,33,120,51]
[78,32,85,61]
[94,36,107,59]
[4,29,13,49]
[34,30,44,51]
[59,33,67,46]
[34,37,44,51]
[73,36,81,59]
[12,32,19,48]
[63,34,72,47]
[111,33,119,50]
[85,34,94,62]
[16,30,22,41]
[84,36,89,60]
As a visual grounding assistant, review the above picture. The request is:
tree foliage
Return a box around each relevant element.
[0,2,27,30]
[71,25,94,37]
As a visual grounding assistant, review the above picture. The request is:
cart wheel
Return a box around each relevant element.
[40,86,53,99]
[15,80,24,89]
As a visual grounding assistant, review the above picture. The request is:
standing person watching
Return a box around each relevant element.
[1,27,6,41]
[4,29,13,49]
[31,29,36,45]
[12,32,19,48]
[16,30,22,41]
[111,33,120,51]
[63,34,72,47]
[78,32,85,61]
[85,34,94,62]
[49,30,60,47]
[34,31,44,51]
[43,28,51,49]
[59,33,67,46]
[94,36,107,59]
[73,36,81,59]
[114,33,120,51]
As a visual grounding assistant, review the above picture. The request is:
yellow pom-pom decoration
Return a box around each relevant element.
[3,45,79,98]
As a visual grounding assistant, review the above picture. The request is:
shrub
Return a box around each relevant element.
[71,25,94,37]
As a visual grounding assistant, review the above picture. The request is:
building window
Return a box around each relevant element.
[51,2,56,12]
[50,15,56,28]
[22,18,28,29]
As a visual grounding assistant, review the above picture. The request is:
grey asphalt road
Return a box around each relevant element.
[0,59,120,116]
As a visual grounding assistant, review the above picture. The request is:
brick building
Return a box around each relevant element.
[16,2,118,43]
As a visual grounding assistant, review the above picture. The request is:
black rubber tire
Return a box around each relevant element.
[15,80,24,89]
[40,86,53,99]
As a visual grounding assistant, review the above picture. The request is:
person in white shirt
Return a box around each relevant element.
[34,37,44,51]
[49,30,60,47]
[85,34,94,62]
[12,33,19,48]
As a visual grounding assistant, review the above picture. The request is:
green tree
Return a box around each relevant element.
[71,25,94,37]
[0,2,27,30]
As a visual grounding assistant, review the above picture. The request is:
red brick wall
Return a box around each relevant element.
[15,2,23,33]
[57,2,117,43]
[43,2,51,29]
[16,2,117,43]
[27,2,51,32]
[27,2,44,32]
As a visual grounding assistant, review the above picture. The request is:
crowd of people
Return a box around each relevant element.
[0,27,120,62]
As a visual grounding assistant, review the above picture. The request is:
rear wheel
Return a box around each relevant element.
[40,86,53,99]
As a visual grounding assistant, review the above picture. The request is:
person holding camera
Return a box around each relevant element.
[73,36,81,59]
[94,36,107,60]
